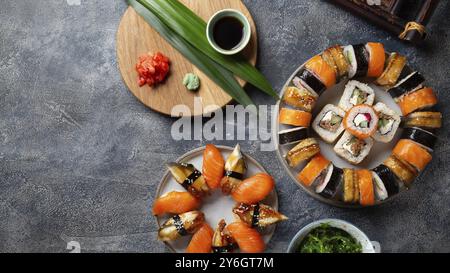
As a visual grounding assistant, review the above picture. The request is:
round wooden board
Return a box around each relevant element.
[116,1,258,117]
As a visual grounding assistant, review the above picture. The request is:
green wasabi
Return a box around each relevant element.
[183,73,200,91]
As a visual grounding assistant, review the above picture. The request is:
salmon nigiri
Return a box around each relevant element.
[231,173,275,204]
[226,222,265,253]
[202,144,225,189]
[152,191,200,216]
[186,223,214,253]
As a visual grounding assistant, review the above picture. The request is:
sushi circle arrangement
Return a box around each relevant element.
[153,144,287,253]
[275,42,441,207]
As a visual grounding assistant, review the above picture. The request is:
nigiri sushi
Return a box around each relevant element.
[212,220,236,253]
[152,191,200,216]
[226,222,265,253]
[158,211,205,241]
[233,203,288,228]
[186,223,214,253]
[202,144,225,189]
[231,173,275,204]
[221,144,247,194]
[167,162,210,199]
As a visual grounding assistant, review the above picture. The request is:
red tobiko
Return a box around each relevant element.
[136,52,170,87]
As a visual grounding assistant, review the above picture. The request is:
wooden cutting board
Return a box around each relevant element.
[116,0,258,117]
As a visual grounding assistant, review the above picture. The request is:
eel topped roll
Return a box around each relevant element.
[321,45,350,82]
[343,105,379,139]
[403,111,442,131]
[282,85,318,112]
[286,138,320,167]
[373,102,401,143]
[376,52,408,88]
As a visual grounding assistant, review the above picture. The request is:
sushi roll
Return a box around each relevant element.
[232,203,288,228]
[297,153,331,187]
[312,104,345,143]
[212,220,236,253]
[221,144,247,194]
[286,138,320,167]
[282,86,317,112]
[401,127,437,151]
[343,105,379,139]
[322,45,350,81]
[305,55,336,89]
[334,131,374,165]
[398,87,437,116]
[343,44,369,78]
[316,165,343,199]
[376,53,408,88]
[373,102,401,143]
[393,139,432,172]
[383,155,417,187]
[293,69,325,96]
[278,127,309,145]
[338,80,375,111]
[388,71,425,100]
[365,42,386,78]
[356,169,375,206]
[167,162,210,199]
[158,211,205,241]
[279,108,312,127]
[342,169,359,203]
[403,111,442,130]
[372,165,400,198]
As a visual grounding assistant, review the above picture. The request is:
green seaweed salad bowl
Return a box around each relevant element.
[287,219,380,253]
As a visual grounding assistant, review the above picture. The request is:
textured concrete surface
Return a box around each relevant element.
[0,0,449,253]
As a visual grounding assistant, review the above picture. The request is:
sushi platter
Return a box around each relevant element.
[275,43,441,208]
[154,145,286,253]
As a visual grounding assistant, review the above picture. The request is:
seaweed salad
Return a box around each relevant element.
[298,224,362,253]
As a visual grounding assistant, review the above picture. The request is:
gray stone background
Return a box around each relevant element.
[0,0,449,253]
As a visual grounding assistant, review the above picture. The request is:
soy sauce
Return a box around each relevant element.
[213,16,244,50]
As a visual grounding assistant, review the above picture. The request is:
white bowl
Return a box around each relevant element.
[287,219,380,253]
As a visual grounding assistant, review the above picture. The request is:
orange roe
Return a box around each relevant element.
[136,52,170,87]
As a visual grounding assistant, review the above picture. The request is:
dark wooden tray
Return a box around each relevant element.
[330,0,440,45]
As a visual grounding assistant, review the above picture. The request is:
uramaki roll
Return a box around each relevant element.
[297,153,330,187]
[393,139,432,171]
[366,42,386,78]
[343,105,379,139]
[356,169,375,206]
[279,108,312,127]
[398,87,437,116]
[305,55,336,88]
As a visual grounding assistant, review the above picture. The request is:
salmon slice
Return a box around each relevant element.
[152,191,200,216]
[279,108,312,127]
[398,87,437,116]
[366,42,386,78]
[231,173,275,204]
[186,223,214,253]
[305,55,336,88]
[226,222,265,253]
[393,139,432,171]
[202,144,225,189]
[356,169,375,206]
[297,153,330,187]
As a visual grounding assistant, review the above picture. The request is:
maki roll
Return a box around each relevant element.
[343,44,369,78]
[297,153,331,187]
[286,138,320,167]
[342,169,359,203]
[305,55,337,89]
[312,104,345,143]
[221,144,247,194]
[383,155,417,187]
[373,102,401,143]
[317,165,343,199]
[398,87,437,116]
[372,165,400,198]
[401,127,437,151]
[393,139,432,172]
[282,86,317,112]
[338,80,375,111]
[376,53,408,88]
[279,108,312,127]
[278,127,309,145]
[232,203,288,228]
[388,71,425,100]
[334,131,374,165]
[343,105,379,139]
[168,162,210,199]
[158,211,205,241]
[365,42,386,78]
[403,111,442,130]
[293,68,325,96]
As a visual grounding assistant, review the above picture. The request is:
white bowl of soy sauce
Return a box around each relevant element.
[206,9,251,55]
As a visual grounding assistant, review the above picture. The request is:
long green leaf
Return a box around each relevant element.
[137,0,279,100]
[128,0,254,107]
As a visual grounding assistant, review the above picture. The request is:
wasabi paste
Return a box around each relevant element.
[183,73,200,91]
